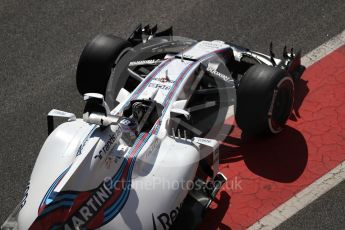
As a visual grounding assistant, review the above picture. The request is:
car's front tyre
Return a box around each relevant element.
[235,64,294,135]
[76,34,131,96]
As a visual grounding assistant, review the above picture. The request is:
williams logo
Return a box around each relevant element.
[206,65,233,83]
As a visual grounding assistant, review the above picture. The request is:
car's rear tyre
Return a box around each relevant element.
[235,64,294,135]
[76,34,131,96]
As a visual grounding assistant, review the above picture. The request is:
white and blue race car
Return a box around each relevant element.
[2,24,303,230]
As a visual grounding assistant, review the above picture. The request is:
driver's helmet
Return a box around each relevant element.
[119,117,137,133]
[132,102,150,122]
[119,117,137,146]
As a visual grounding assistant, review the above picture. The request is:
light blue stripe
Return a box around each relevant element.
[41,166,71,207]
[104,134,146,216]
[104,133,151,218]
[104,151,144,221]
[40,201,74,216]
[106,159,126,187]
[44,172,64,201]
[48,193,77,205]
[106,133,145,187]
[105,131,152,218]
[50,225,61,230]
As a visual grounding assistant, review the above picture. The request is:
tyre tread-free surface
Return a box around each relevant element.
[235,64,293,134]
[76,34,131,95]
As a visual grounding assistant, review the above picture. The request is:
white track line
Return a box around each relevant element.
[302,30,345,67]
[248,30,345,230]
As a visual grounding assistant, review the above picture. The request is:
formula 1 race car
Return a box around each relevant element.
[2,25,303,230]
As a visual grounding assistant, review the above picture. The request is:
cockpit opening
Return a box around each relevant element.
[122,99,163,134]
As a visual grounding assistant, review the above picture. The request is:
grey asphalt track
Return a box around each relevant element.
[277,180,345,230]
[1,0,345,228]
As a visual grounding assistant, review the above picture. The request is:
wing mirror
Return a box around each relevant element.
[83,93,119,126]
[167,107,194,139]
[83,93,110,115]
[170,108,190,120]
[170,100,190,120]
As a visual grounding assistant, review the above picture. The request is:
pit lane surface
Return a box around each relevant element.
[1,0,345,228]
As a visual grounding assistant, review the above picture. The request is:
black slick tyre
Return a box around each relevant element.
[235,64,294,135]
[76,34,131,96]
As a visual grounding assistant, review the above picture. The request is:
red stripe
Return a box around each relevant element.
[29,192,92,230]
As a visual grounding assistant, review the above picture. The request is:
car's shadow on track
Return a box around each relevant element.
[220,126,308,183]
[199,126,308,230]
[220,78,310,183]
[199,78,310,230]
